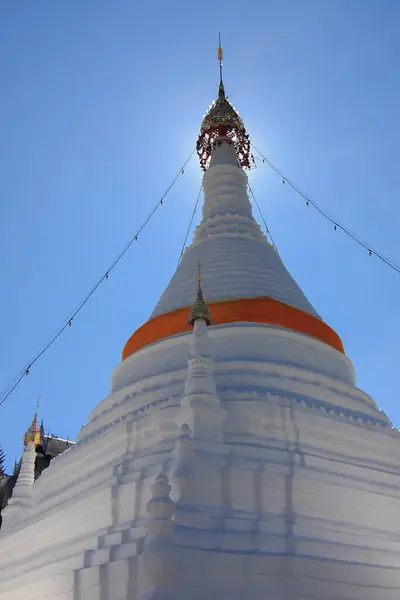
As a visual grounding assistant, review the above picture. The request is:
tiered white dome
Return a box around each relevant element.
[150,142,319,320]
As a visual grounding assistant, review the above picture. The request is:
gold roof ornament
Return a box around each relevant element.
[23,396,42,447]
[196,35,254,172]
[189,263,212,326]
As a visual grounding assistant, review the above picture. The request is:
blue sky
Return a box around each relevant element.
[1,1,399,470]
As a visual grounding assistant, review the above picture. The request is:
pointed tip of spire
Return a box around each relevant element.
[189,263,212,326]
[180,423,191,435]
[218,80,226,101]
[197,38,253,171]
[23,397,42,446]
[217,33,225,97]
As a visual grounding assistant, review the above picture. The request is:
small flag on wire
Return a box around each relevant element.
[218,46,223,61]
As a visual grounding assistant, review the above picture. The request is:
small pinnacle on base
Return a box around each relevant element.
[189,263,212,326]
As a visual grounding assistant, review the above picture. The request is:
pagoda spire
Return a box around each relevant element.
[1,400,40,533]
[23,395,42,447]
[179,269,226,442]
[188,263,211,326]
[218,32,225,99]
[196,42,253,171]
[139,474,176,600]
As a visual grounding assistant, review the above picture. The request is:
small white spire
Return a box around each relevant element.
[1,401,43,534]
[179,278,226,441]
[1,441,36,534]
[146,474,175,537]
[173,424,194,506]
[140,475,176,600]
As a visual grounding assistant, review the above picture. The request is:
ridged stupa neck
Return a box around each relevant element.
[208,140,240,169]
[193,141,266,245]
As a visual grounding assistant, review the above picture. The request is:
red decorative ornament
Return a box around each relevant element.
[196,82,254,172]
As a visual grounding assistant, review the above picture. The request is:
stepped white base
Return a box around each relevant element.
[0,325,399,599]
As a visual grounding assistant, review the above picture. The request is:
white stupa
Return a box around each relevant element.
[1,50,400,600]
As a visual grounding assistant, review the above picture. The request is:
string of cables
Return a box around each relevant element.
[177,183,203,266]
[251,143,400,274]
[247,182,278,253]
[0,150,195,408]
[176,181,279,260]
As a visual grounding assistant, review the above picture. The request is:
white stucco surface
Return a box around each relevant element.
[150,142,319,320]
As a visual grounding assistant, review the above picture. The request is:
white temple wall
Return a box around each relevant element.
[0,486,111,574]
[3,572,74,600]
[36,419,129,504]
[1,412,400,599]
[140,546,400,599]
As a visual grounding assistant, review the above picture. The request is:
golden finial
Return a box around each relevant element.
[23,395,42,446]
[196,35,254,172]
[218,33,223,83]
[217,33,225,98]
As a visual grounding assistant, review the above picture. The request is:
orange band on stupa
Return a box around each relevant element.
[122,296,344,361]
